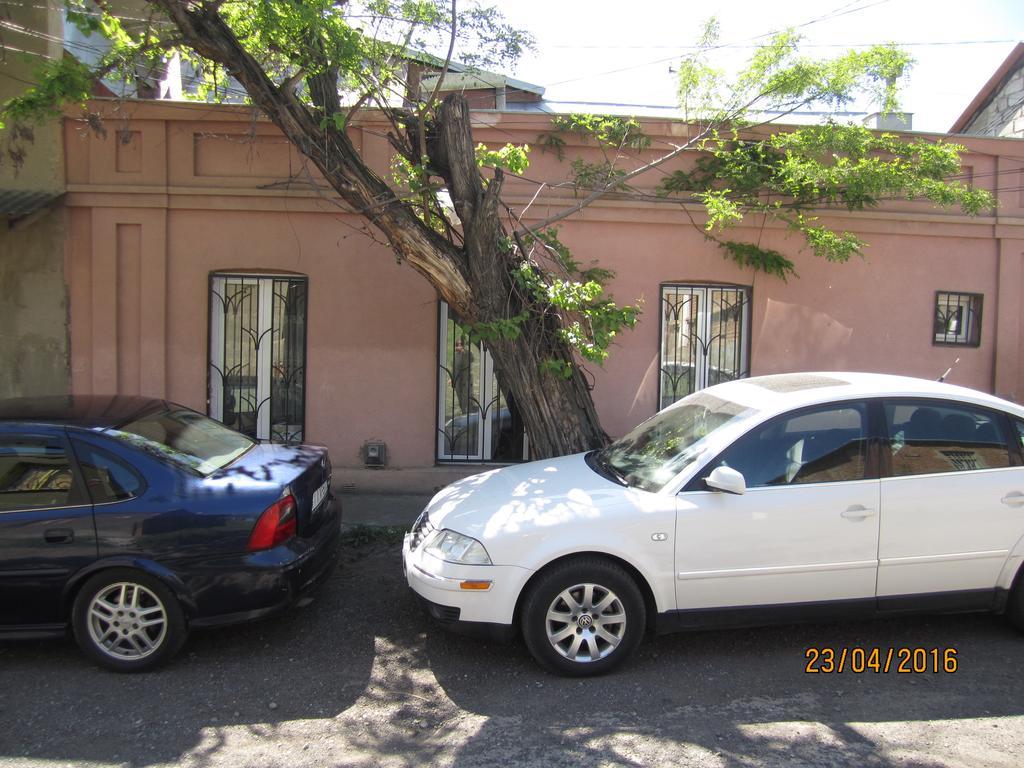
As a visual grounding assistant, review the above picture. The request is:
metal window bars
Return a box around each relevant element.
[934,292,982,347]
[436,302,527,463]
[209,274,308,443]
[659,284,751,410]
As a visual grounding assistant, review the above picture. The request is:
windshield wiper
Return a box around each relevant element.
[588,450,629,486]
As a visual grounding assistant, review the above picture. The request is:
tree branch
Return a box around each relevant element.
[144,0,474,315]
[417,0,457,224]
[520,90,775,236]
[519,127,713,235]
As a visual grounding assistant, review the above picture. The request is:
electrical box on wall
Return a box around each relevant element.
[363,441,387,468]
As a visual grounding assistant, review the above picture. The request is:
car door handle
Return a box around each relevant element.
[1001,492,1024,508]
[44,528,74,544]
[841,506,876,520]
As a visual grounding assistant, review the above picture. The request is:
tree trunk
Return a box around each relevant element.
[147,1,609,457]
[485,335,608,458]
[432,95,608,456]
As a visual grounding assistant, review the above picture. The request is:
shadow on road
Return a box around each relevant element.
[426,595,1024,766]
[2,541,1022,767]
[0,543,381,766]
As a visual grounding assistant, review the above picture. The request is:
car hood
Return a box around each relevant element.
[424,452,628,542]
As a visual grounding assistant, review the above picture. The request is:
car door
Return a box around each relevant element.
[877,399,1024,606]
[0,430,97,630]
[674,401,880,613]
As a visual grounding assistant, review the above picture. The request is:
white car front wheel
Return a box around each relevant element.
[522,558,645,676]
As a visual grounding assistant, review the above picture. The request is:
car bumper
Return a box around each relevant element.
[186,499,342,628]
[412,594,517,642]
[402,531,531,631]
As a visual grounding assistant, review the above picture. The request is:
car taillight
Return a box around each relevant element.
[247,494,297,551]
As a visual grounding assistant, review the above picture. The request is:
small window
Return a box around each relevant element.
[934,292,982,346]
[708,403,868,488]
[1015,419,1024,453]
[0,437,78,512]
[72,441,144,503]
[885,401,1009,476]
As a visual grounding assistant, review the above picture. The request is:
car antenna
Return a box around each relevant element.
[938,357,960,382]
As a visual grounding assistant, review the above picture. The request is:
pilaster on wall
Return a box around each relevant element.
[992,152,1024,404]
[69,118,170,399]
[83,208,168,398]
[994,238,1024,402]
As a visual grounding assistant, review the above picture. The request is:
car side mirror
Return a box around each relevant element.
[705,466,746,495]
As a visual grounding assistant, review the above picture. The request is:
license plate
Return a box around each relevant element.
[311,480,330,511]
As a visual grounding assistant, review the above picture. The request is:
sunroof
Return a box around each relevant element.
[747,374,849,393]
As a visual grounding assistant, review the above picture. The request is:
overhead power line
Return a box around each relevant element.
[551,39,1018,50]
[543,0,897,86]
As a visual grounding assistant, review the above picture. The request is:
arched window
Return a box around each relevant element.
[208,273,308,443]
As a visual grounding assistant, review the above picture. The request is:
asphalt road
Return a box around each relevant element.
[2,539,1023,768]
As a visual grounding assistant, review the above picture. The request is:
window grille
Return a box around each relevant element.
[437,302,527,462]
[660,284,751,410]
[934,292,982,347]
[208,274,308,443]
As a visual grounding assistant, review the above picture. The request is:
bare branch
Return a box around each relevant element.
[416,0,457,225]
[282,69,306,95]
[423,0,458,114]
[519,127,712,235]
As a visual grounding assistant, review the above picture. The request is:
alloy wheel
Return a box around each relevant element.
[86,582,169,661]
[544,582,626,663]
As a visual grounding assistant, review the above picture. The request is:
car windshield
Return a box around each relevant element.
[598,392,756,492]
[102,407,255,476]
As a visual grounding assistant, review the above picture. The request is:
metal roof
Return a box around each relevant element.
[0,189,62,217]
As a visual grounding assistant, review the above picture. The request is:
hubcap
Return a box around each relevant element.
[544,582,626,663]
[86,582,168,661]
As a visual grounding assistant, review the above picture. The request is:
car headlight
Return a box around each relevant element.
[424,529,492,565]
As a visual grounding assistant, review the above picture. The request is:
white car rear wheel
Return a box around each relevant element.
[1006,566,1024,632]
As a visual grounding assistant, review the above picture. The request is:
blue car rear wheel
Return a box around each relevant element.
[72,568,187,672]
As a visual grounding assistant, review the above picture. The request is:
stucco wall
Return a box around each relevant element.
[566,220,1007,439]
[62,101,1024,475]
[0,2,64,193]
[0,3,68,399]
[0,209,68,398]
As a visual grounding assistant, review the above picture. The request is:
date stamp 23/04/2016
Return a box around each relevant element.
[804,647,958,674]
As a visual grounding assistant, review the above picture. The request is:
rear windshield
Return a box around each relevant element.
[103,407,254,476]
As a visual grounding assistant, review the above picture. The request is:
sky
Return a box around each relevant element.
[494,0,1024,133]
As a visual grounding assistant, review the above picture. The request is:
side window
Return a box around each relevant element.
[1017,420,1024,454]
[885,401,1009,476]
[0,437,78,512]
[709,403,867,488]
[72,441,144,503]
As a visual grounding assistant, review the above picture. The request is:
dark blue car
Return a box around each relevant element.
[0,396,340,671]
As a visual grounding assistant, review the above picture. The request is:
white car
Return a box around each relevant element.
[403,372,1024,675]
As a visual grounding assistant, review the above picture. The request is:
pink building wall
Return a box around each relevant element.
[63,100,1024,482]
